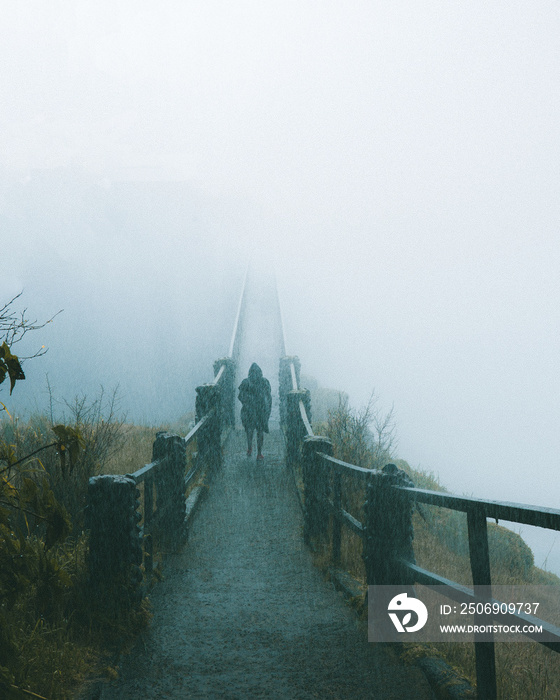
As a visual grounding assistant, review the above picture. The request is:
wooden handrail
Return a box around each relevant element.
[299,399,314,437]
[87,268,252,612]
[290,362,298,391]
[212,363,226,386]
[318,452,377,478]
[184,413,210,445]
[404,561,560,651]
[274,270,287,357]
[397,486,560,530]
[128,412,213,486]
[129,459,162,484]
[228,265,248,359]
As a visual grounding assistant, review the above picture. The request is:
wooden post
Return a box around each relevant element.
[213,357,236,428]
[152,432,187,550]
[363,464,416,636]
[279,356,301,427]
[286,388,309,472]
[86,474,143,610]
[332,471,342,565]
[467,507,497,700]
[363,464,416,586]
[196,383,222,474]
[302,435,333,546]
[144,473,154,576]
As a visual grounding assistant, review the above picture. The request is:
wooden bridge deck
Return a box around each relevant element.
[100,428,434,699]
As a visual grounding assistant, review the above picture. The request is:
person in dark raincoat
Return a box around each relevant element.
[238,362,272,459]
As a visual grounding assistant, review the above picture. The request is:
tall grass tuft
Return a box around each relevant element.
[0,390,164,699]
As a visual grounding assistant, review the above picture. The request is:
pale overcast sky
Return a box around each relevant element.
[2,1,560,567]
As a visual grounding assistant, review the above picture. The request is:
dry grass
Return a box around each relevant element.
[102,424,161,476]
[0,406,195,700]
[101,410,196,477]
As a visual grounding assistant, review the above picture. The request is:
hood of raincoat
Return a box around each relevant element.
[248,363,263,382]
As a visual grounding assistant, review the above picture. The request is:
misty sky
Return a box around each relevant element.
[1,3,559,567]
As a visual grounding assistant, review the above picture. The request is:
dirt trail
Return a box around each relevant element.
[100,430,434,699]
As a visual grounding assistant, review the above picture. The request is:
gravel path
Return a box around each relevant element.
[101,429,434,699]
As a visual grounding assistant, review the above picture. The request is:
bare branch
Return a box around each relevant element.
[0,441,59,478]
[0,292,62,366]
[326,389,398,469]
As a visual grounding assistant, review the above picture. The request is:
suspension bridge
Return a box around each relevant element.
[83,268,560,700]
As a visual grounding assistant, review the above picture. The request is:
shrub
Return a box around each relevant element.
[325,391,396,470]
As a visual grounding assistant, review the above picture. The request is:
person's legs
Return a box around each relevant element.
[246,427,254,455]
[256,430,264,459]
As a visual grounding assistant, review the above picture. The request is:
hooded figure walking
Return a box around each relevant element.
[238,363,272,459]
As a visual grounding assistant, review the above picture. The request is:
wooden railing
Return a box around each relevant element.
[395,487,560,698]
[85,272,248,610]
[128,362,229,579]
[280,353,560,700]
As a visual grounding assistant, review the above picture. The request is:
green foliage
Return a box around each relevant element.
[0,418,77,697]
[52,424,86,472]
[0,386,135,698]
[0,531,95,699]
[0,342,25,395]
[48,388,127,529]
[1,388,126,531]
[0,297,145,697]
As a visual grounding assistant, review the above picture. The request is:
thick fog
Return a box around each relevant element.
[1,3,559,570]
